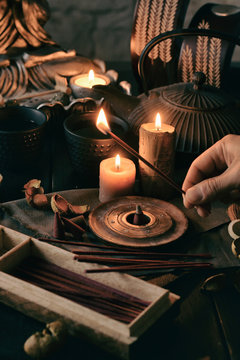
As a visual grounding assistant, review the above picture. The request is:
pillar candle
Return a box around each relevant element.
[99,155,136,202]
[139,113,176,199]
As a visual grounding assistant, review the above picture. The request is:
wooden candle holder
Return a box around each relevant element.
[139,123,176,199]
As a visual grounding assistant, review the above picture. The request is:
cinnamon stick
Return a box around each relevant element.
[61,217,85,237]
[70,215,88,229]
[53,212,65,239]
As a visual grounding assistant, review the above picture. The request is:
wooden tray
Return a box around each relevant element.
[0,226,179,359]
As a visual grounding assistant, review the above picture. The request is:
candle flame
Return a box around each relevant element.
[115,154,120,171]
[88,69,94,85]
[155,113,161,130]
[96,108,111,135]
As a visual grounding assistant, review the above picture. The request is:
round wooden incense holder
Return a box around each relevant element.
[88,196,188,247]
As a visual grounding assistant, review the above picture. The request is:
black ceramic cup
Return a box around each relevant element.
[64,111,129,187]
[0,106,47,171]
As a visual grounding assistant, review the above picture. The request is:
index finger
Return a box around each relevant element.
[182,142,227,192]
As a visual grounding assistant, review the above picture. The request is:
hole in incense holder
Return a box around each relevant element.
[125,211,151,226]
[106,206,173,239]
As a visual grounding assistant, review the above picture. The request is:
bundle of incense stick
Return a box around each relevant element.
[72,247,212,274]
[38,237,213,274]
[12,257,150,323]
[73,256,213,274]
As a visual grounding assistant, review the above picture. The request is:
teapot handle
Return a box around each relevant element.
[138,28,240,96]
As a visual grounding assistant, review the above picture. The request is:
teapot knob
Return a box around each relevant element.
[192,72,206,90]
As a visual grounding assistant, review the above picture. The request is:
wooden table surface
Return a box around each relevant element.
[0,62,240,359]
[0,188,239,360]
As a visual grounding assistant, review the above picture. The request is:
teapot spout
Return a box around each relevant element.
[93,84,140,121]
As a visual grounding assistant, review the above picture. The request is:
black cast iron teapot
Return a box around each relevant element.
[93,29,240,154]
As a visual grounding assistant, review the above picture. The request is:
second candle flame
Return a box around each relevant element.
[155,113,161,131]
[115,154,120,171]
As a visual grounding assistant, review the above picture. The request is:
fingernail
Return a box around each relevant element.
[186,187,203,204]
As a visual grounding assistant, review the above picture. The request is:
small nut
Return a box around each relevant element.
[24,179,46,208]
[201,273,227,293]
[46,320,66,340]
[231,237,240,258]
[227,202,240,221]
[51,194,89,216]
[24,320,67,359]
[228,219,240,240]
[32,194,49,209]
[24,179,43,191]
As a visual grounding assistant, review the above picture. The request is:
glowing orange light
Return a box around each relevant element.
[155,113,161,130]
[96,108,110,135]
[115,154,120,171]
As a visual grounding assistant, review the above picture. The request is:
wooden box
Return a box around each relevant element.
[0,226,179,359]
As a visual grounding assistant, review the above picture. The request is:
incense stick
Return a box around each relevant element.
[85,262,213,273]
[38,237,101,247]
[72,250,213,259]
[38,237,146,252]
[108,130,185,195]
[74,255,210,265]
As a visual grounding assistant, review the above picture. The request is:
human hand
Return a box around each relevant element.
[182,135,240,217]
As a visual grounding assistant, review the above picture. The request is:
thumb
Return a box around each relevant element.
[184,174,232,206]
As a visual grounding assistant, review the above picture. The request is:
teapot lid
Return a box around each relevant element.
[161,72,230,111]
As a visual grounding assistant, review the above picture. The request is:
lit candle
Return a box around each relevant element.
[99,154,136,202]
[139,113,176,199]
[97,106,136,202]
[141,112,175,134]
[72,69,110,89]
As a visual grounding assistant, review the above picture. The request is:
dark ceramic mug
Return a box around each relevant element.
[0,106,48,171]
